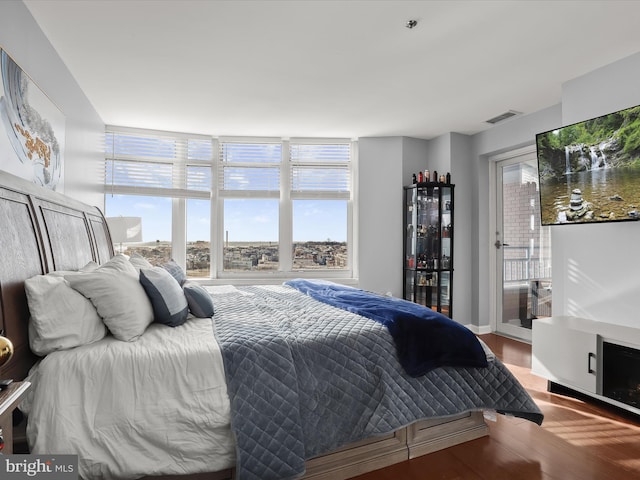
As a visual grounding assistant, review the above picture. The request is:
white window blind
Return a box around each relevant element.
[105,128,212,198]
[219,141,281,196]
[290,142,351,199]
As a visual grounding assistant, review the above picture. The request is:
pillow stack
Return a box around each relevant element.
[25,253,215,355]
[64,255,154,342]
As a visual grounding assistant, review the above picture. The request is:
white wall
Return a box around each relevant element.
[402,136,430,185]
[552,52,640,328]
[450,133,474,327]
[425,134,451,181]
[562,52,640,127]
[358,137,404,296]
[0,1,104,207]
[358,136,431,298]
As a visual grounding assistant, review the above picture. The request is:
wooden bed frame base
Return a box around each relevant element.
[0,171,488,480]
[303,411,488,480]
[144,412,488,480]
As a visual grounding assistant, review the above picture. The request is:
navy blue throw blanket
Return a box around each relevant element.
[284,279,488,377]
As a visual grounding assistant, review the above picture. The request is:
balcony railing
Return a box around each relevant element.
[503,246,551,282]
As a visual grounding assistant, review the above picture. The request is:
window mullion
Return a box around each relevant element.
[211,138,220,279]
[172,197,186,269]
[172,140,188,269]
[349,141,358,277]
[280,140,292,272]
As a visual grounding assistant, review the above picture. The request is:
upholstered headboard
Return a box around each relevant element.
[0,171,113,381]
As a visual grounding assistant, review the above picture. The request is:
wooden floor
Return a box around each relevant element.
[352,333,640,480]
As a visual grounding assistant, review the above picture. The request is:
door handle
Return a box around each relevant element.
[588,352,596,374]
[494,240,510,249]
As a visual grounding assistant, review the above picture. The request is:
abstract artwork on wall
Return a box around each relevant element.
[0,47,65,191]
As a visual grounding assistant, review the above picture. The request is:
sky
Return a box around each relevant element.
[105,137,349,244]
[106,195,347,243]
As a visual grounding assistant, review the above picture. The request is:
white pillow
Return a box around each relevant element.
[66,255,154,342]
[129,252,153,272]
[25,263,106,356]
[94,254,138,275]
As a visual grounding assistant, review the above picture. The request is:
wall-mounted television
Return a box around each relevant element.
[536,104,640,226]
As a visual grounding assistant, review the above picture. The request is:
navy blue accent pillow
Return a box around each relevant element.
[183,282,214,318]
[162,259,187,286]
[139,267,189,327]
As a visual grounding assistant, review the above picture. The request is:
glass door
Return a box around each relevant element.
[495,151,552,341]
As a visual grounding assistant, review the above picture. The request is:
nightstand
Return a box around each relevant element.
[0,381,30,454]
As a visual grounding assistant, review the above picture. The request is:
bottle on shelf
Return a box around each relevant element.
[424,169,430,182]
[446,172,451,184]
[418,171,424,183]
[432,170,438,182]
[412,173,417,184]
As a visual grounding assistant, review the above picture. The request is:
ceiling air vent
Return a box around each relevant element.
[485,110,522,124]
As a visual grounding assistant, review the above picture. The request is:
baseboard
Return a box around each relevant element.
[465,324,492,335]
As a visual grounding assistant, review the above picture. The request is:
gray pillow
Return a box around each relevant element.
[183,282,214,318]
[66,255,154,341]
[162,259,187,286]
[140,267,189,327]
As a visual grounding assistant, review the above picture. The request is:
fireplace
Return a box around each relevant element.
[602,341,640,410]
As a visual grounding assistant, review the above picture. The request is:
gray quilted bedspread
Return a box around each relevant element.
[211,285,543,480]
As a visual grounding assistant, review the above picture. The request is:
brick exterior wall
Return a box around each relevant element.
[502,167,552,321]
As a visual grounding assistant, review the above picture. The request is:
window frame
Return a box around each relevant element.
[104,128,357,282]
[214,137,354,280]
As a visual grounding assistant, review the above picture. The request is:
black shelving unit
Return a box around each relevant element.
[403,182,454,317]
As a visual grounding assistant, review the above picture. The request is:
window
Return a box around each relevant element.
[187,198,211,277]
[292,199,347,269]
[289,143,350,271]
[105,128,355,279]
[105,194,172,265]
[218,141,281,272]
[217,138,352,277]
[223,199,279,271]
[104,127,213,269]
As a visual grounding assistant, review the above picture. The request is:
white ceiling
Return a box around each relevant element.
[23,0,640,140]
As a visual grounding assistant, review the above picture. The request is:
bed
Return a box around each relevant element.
[0,170,543,480]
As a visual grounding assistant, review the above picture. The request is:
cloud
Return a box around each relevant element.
[134,202,158,210]
[253,215,271,223]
